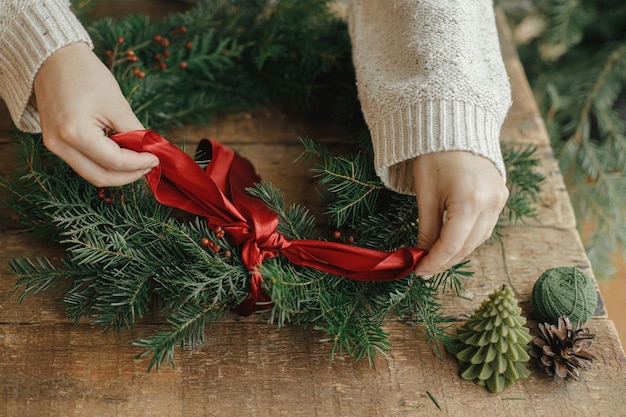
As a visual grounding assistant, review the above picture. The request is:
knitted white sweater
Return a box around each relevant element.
[349,0,510,194]
[0,0,510,194]
[0,0,91,133]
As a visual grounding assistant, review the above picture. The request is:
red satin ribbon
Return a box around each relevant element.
[112,130,425,316]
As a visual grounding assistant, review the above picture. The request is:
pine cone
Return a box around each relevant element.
[529,315,596,382]
[448,285,532,393]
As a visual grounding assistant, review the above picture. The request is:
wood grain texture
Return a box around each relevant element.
[0,4,624,417]
[1,319,624,417]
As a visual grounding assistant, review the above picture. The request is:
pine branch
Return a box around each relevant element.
[262,259,329,328]
[133,303,228,371]
[247,182,317,240]
[10,258,69,303]
[314,283,392,365]
[505,1,626,277]
[386,276,452,357]
[301,138,385,227]
[430,260,473,297]
[499,143,544,228]
[537,0,596,59]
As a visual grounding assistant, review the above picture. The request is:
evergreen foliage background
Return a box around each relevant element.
[500,0,626,278]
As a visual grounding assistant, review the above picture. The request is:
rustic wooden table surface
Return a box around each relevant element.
[1,4,625,417]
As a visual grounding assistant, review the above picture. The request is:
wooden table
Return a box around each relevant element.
[1,6,625,417]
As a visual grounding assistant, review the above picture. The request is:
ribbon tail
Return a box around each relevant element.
[233,272,272,316]
[282,240,426,281]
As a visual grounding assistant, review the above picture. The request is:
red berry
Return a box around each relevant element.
[105,50,113,57]
[333,230,341,239]
[153,34,162,43]
[163,50,170,58]
[126,49,135,57]
[138,71,146,79]
[201,237,210,247]
[159,62,167,70]
[347,236,355,244]
[132,67,140,75]
[185,41,193,50]
[179,26,187,34]
[117,36,125,44]
[179,62,188,69]
[160,38,170,47]
[154,53,162,61]
[128,55,139,62]
[224,251,232,258]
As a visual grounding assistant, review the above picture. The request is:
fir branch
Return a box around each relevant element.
[387,276,452,357]
[314,283,392,365]
[133,303,228,371]
[10,257,68,303]
[247,181,317,240]
[430,260,473,297]
[262,259,328,328]
[499,143,544,227]
[537,0,596,59]
[350,193,418,251]
[301,135,387,228]
[506,2,626,277]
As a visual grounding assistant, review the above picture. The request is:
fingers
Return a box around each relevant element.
[34,43,159,187]
[43,124,159,187]
[414,209,496,278]
[42,121,158,187]
[45,135,158,187]
[411,151,508,278]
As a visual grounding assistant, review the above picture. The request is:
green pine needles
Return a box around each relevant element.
[0,0,543,370]
[503,0,626,277]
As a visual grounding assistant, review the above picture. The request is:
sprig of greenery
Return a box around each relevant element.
[503,0,626,277]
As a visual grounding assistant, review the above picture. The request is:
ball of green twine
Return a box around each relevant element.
[531,267,598,325]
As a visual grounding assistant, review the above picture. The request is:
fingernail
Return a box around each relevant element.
[416,272,433,279]
[142,167,153,175]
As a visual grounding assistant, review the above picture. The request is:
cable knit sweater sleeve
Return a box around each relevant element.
[0,0,92,133]
[348,0,511,195]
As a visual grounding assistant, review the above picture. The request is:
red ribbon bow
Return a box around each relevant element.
[112,130,425,316]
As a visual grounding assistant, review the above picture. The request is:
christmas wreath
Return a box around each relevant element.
[0,0,543,370]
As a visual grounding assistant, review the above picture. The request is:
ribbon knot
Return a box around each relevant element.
[237,228,291,274]
[112,130,426,316]
[256,230,292,256]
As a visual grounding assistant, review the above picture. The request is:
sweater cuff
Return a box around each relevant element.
[370,100,507,195]
[0,0,93,133]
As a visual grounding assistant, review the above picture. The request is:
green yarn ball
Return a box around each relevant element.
[531,267,598,325]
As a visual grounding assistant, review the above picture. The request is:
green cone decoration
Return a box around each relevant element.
[447,285,532,393]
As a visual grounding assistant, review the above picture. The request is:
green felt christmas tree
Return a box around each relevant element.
[447,285,532,393]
